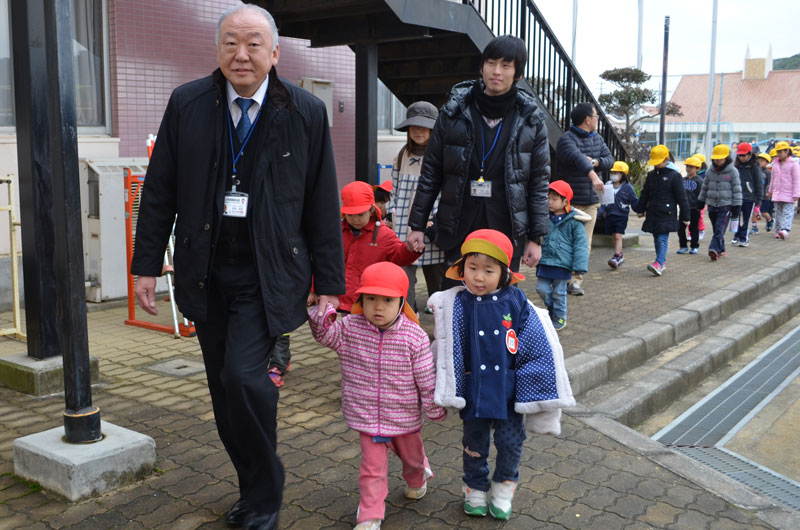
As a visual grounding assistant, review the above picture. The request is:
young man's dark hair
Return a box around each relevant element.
[570,102,596,127]
[481,35,528,79]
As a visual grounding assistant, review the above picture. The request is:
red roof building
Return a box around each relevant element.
[639,54,800,158]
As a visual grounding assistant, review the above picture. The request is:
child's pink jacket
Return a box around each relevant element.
[769,157,800,202]
[308,304,446,436]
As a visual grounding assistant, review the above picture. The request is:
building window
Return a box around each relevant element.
[72,0,105,127]
[0,0,106,128]
[377,79,406,133]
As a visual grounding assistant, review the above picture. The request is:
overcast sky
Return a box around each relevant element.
[533,0,799,99]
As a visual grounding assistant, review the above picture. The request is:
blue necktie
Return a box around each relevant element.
[235,97,254,142]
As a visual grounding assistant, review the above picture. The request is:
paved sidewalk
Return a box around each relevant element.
[1,218,799,528]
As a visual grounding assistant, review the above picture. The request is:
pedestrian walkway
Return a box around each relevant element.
[1,218,799,528]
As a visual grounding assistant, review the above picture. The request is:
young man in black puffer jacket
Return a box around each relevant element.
[555,103,614,295]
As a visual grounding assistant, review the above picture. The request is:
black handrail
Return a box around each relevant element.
[463,0,627,161]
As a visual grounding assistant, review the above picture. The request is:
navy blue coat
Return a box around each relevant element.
[633,166,690,234]
[556,126,614,205]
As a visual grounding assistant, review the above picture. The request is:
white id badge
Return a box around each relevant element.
[470,180,492,198]
[223,191,249,218]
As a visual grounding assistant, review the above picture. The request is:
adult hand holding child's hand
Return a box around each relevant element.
[407,230,426,253]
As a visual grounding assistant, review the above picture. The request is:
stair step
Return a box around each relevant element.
[576,278,800,427]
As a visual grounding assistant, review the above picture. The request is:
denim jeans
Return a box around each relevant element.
[462,414,526,491]
[707,205,731,253]
[653,233,669,266]
[536,277,568,319]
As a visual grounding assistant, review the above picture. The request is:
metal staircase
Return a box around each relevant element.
[256,0,626,176]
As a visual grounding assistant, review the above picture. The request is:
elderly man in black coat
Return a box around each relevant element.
[556,102,614,295]
[130,6,344,530]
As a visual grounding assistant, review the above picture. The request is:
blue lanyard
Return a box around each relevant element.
[226,95,266,192]
[479,120,503,183]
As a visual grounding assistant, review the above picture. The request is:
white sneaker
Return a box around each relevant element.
[488,481,516,520]
[405,467,433,499]
[463,486,488,516]
[353,519,381,530]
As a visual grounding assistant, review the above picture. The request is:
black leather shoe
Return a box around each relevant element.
[243,510,279,530]
[225,499,250,527]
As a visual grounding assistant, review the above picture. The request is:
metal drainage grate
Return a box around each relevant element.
[677,447,800,512]
[653,323,800,512]
[145,358,205,378]
[654,325,800,446]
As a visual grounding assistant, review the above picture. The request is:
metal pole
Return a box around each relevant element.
[703,0,719,156]
[637,0,643,70]
[659,16,670,145]
[716,74,724,142]
[47,0,101,443]
[571,0,578,61]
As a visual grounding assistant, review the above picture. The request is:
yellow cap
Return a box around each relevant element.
[692,153,707,164]
[769,148,778,157]
[647,145,670,166]
[711,144,730,160]
[774,141,791,151]
[684,156,702,168]
[757,153,772,163]
[611,161,629,175]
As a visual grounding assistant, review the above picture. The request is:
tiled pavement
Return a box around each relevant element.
[1,216,799,529]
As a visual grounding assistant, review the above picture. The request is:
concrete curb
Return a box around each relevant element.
[566,256,800,399]
[568,408,800,530]
[583,285,800,426]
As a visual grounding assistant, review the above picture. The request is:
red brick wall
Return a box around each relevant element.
[108,0,355,184]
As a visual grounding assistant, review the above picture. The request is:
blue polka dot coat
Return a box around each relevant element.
[428,286,575,434]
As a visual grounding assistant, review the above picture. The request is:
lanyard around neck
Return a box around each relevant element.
[479,120,503,183]
[226,94,267,191]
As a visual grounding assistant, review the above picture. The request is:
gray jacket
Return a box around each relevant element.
[698,161,742,208]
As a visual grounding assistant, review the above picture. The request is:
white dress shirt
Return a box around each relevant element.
[226,76,269,127]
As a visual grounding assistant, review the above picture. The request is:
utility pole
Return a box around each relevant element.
[703,0,719,157]
[571,0,578,62]
[637,0,643,70]
[659,16,670,145]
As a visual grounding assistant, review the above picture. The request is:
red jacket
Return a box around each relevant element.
[341,217,421,311]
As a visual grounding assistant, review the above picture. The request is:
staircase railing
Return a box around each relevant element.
[463,0,627,161]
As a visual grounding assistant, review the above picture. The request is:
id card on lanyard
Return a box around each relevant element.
[224,94,266,218]
[470,120,502,198]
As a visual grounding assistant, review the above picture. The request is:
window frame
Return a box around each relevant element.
[0,0,111,135]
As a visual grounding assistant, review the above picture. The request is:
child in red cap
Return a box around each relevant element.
[337,181,421,313]
[537,181,590,330]
[307,262,446,530]
[427,229,575,521]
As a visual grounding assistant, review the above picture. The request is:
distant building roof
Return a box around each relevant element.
[666,70,800,124]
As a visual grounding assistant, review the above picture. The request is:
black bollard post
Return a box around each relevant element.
[11,0,101,442]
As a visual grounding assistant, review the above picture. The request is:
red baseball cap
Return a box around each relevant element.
[737,142,752,155]
[341,181,379,217]
[352,262,419,326]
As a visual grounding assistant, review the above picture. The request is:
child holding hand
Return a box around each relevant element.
[308,262,446,530]
[427,229,574,521]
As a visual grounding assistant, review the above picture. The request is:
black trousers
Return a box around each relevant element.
[678,208,702,249]
[194,259,283,512]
